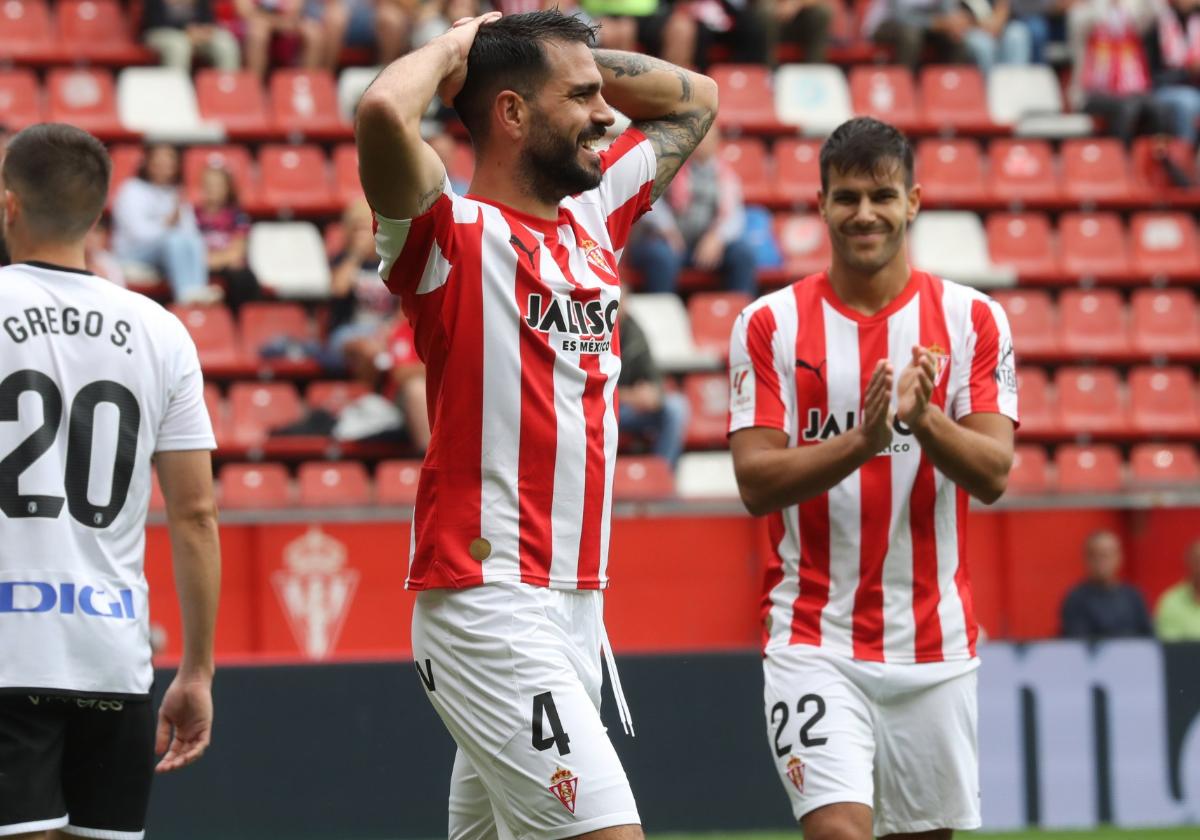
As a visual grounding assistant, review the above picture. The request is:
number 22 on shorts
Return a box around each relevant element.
[771,693,828,757]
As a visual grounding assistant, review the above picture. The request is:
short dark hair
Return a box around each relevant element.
[2,123,111,242]
[136,142,182,185]
[453,10,598,145]
[818,117,913,192]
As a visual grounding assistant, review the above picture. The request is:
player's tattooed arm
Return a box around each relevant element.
[592,50,718,201]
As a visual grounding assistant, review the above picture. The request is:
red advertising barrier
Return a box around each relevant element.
[144,507,1200,663]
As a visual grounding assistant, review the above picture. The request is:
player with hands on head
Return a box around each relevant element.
[355,10,716,839]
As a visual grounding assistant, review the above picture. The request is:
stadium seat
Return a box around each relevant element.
[1128,366,1198,434]
[625,294,717,373]
[0,69,43,129]
[47,68,126,139]
[228,382,305,446]
[57,0,154,64]
[773,139,823,206]
[269,69,350,139]
[710,65,785,134]
[195,69,272,139]
[684,373,731,450]
[307,381,370,416]
[239,302,314,358]
[910,212,1014,288]
[298,461,372,507]
[169,304,242,370]
[849,66,920,132]
[376,459,422,506]
[219,463,292,509]
[1058,212,1131,281]
[336,66,379,123]
[1128,444,1199,485]
[1060,139,1131,202]
[333,143,363,207]
[1015,367,1055,434]
[688,292,751,360]
[718,138,774,207]
[1058,289,1129,357]
[986,64,1090,136]
[987,140,1059,204]
[1055,444,1123,493]
[773,213,831,278]
[0,0,55,62]
[257,144,338,215]
[986,212,1059,280]
[992,289,1057,357]
[919,66,992,133]
[106,144,144,208]
[1007,444,1051,494]
[915,139,987,206]
[1130,212,1200,280]
[612,457,676,502]
[1055,367,1126,434]
[118,67,220,140]
[1131,136,1197,193]
[774,64,852,135]
[182,145,257,208]
[247,222,332,297]
[1130,289,1200,357]
[675,452,740,499]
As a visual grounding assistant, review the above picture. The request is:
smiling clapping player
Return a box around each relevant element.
[0,124,220,840]
[354,9,716,839]
[728,117,1018,840]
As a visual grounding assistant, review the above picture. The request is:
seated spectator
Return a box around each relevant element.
[322,0,413,69]
[1155,540,1200,641]
[772,0,836,63]
[195,163,261,313]
[142,0,241,72]
[869,0,1032,73]
[626,129,757,295]
[233,0,325,80]
[112,144,221,305]
[578,0,664,54]
[1060,530,1154,639]
[618,306,689,467]
[1146,0,1200,145]
[1009,0,1070,64]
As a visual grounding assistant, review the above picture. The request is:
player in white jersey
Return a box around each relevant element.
[355,10,716,839]
[0,124,220,840]
[728,118,1018,840]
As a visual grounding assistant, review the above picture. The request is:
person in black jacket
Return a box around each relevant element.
[1060,530,1154,639]
[1147,0,1200,144]
[142,0,241,71]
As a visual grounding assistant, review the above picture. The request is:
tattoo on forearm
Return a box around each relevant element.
[592,50,694,101]
[637,109,717,201]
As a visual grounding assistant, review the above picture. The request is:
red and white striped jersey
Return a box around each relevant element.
[374,128,656,591]
[728,270,1019,664]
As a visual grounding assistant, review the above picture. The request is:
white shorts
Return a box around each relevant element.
[411,583,640,840]
[762,646,981,837]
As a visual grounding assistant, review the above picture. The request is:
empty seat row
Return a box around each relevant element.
[1017,366,1199,437]
[1009,443,1200,494]
[0,0,154,65]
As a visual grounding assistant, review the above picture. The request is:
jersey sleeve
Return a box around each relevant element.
[594,127,657,255]
[951,296,1019,425]
[373,175,458,301]
[728,304,792,436]
[155,319,217,452]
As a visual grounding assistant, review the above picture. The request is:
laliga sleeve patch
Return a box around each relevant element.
[730,363,755,413]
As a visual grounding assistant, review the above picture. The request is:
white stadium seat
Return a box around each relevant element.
[116,67,222,142]
[247,222,332,297]
[625,293,720,373]
[987,65,1092,137]
[675,452,741,500]
[336,66,379,123]
[774,64,852,136]
[910,211,1016,289]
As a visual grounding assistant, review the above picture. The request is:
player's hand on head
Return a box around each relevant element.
[857,358,894,455]
[155,673,214,773]
[897,344,936,428]
[435,11,503,103]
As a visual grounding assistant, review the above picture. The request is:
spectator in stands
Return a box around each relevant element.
[195,163,261,313]
[771,0,836,63]
[1060,530,1154,639]
[412,0,483,49]
[385,316,431,452]
[869,0,1033,73]
[112,143,221,305]
[1146,0,1200,145]
[233,0,325,80]
[321,0,413,69]
[142,0,241,72]
[618,306,689,467]
[1155,540,1200,641]
[626,129,757,295]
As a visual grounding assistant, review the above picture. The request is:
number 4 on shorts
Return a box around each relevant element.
[532,691,571,756]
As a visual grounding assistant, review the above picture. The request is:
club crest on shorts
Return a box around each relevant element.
[549,766,579,814]
[272,527,359,660]
[580,238,616,279]
[786,756,806,793]
[927,343,950,387]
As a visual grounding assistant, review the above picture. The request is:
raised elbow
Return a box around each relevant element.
[694,72,719,117]
[975,474,1008,505]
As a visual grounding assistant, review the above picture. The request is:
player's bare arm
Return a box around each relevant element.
[591,50,718,200]
[355,12,501,219]
[898,345,1014,504]
[731,360,894,516]
[154,449,221,773]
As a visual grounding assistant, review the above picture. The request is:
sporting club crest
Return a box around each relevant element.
[272,527,359,660]
[926,343,951,387]
[786,756,806,793]
[549,767,580,814]
[579,238,616,279]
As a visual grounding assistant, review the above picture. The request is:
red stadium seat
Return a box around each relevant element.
[0,69,44,129]
[1007,444,1051,494]
[1129,366,1198,434]
[849,66,920,132]
[1058,213,1130,281]
[169,304,242,370]
[1130,289,1200,357]
[612,457,676,501]
[986,212,1058,281]
[106,144,144,208]
[1055,444,1123,493]
[1058,289,1129,357]
[919,66,992,133]
[228,382,305,446]
[987,139,1058,204]
[684,372,731,450]
[709,65,784,134]
[269,69,349,139]
[1130,212,1200,280]
[1129,444,1199,485]
[1055,367,1126,434]
[219,463,292,509]
[719,138,774,207]
[773,213,831,278]
[257,144,337,215]
[0,0,55,62]
[1015,367,1055,434]
[332,143,363,207]
[182,145,257,208]
[1060,139,1130,202]
[239,302,313,357]
[773,139,823,206]
[57,0,152,64]
[1131,136,1197,193]
[992,289,1057,357]
[307,381,370,416]
[298,461,372,507]
[47,68,125,139]
[195,69,272,139]
[376,459,422,506]
[915,139,986,206]
[688,292,752,360]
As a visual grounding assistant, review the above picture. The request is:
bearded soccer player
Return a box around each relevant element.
[728,117,1018,840]
[354,10,716,838]
[0,124,220,840]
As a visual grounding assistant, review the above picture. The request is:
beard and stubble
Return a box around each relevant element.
[517,106,607,205]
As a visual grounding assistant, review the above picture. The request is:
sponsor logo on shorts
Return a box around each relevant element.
[786,756,806,793]
[272,527,358,660]
[549,766,579,815]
